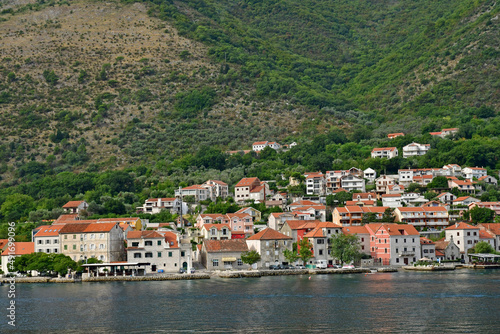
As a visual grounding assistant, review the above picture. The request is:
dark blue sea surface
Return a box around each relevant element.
[1,270,499,333]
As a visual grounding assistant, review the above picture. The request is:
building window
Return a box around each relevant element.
[319,250,323,256]
[54,240,58,244]
[158,252,162,257]
[73,235,76,239]
[317,239,324,244]
[237,259,243,266]
[100,234,104,239]
[385,248,387,254]
[73,245,76,250]
[145,241,153,246]
[54,249,58,253]
[134,253,142,258]
[38,240,43,244]
[266,251,270,256]
[396,258,400,263]
[168,252,173,257]
[157,240,162,246]
[132,242,139,247]
[181,251,185,257]
[224,261,232,266]
[212,259,219,267]
[145,252,153,258]
[64,245,68,250]
[64,235,67,239]
[99,244,105,249]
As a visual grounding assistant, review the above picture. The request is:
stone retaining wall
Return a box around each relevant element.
[82,273,210,282]
[0,277,75,283]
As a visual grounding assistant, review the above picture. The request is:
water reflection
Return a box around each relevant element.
[1,271,499,333]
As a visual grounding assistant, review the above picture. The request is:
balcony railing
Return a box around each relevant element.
[399,251,415,256]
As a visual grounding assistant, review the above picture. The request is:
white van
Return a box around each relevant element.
[315,260,327,269]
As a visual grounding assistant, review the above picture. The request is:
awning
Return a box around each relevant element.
[222,257,237,262]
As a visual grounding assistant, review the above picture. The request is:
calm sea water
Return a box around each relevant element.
[1,270,499,333]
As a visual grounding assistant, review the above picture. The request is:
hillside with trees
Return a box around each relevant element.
[0,0,499,225]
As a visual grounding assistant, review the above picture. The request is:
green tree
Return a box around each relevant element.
[471,241,495,254]
[361,212,378,225]
[427,176,449,189]
[1,194,35,222]
[469,207,495,224]
[298,238,313,266]
[283,242,299,264]
[241,250,261,266]
[330,233,362,266]
[381,208,395,223]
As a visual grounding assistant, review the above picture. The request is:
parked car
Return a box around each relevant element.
[342,264,355,269]
[328,264,341,269]
[268,265,279,270]
[179,268,185,274]
[295,265,306,269]
[315,260,327,269]
[190,268,196,274]
[286,264,295,270]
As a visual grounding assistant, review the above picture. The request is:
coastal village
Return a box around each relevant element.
[2,130,500,278]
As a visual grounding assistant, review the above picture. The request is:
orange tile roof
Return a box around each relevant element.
[183,184,206,190]
[34,225,64,237]
[53,214,79,224]
[445,222,478,230]
[163,231,179,248]
[285,220,321,230]
[127,230,164,239]
[478,230,494,239]
[247,228,292,240]
[203,239,249,252]
[98,217,139,223]
[343,226,369,235]
[289,200,319,206]
[1,242,34,256]
[59,223,117,234]
[372,147,397,152]
[146,197,176,202]
[235,177,260,187]
[253,141,268,146]
[420,237,435,245]
[479,223,500,235]
[0,239,8,250]
[62,201,86,208]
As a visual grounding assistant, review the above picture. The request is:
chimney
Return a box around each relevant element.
[455,223,459,228]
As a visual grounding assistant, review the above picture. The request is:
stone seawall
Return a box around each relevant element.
[0,277,75,283]
[217,268,381,278]
[82,273,210,282]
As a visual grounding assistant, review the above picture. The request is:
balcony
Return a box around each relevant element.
[399,251,415,257]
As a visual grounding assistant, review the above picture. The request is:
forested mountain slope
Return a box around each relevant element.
[0,0,498,181]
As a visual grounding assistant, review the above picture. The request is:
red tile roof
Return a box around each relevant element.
[62,201,86,208]
[445,222,478,230]
[247,228,292,240]
[420,237,435,245]
[1,242,35,256]
[235,177,260,187]
[479,223,500,235]
[127,230,164,239]
[342,226,369,235]
[163,231,179,248]
[59,223,118,234]
[34,225,64,237]
[372,147,397,152]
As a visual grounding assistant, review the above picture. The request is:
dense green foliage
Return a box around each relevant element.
[0,0,499,225]
[330,233,363,265]
[241,250,261,266]
[12,253,78,276]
